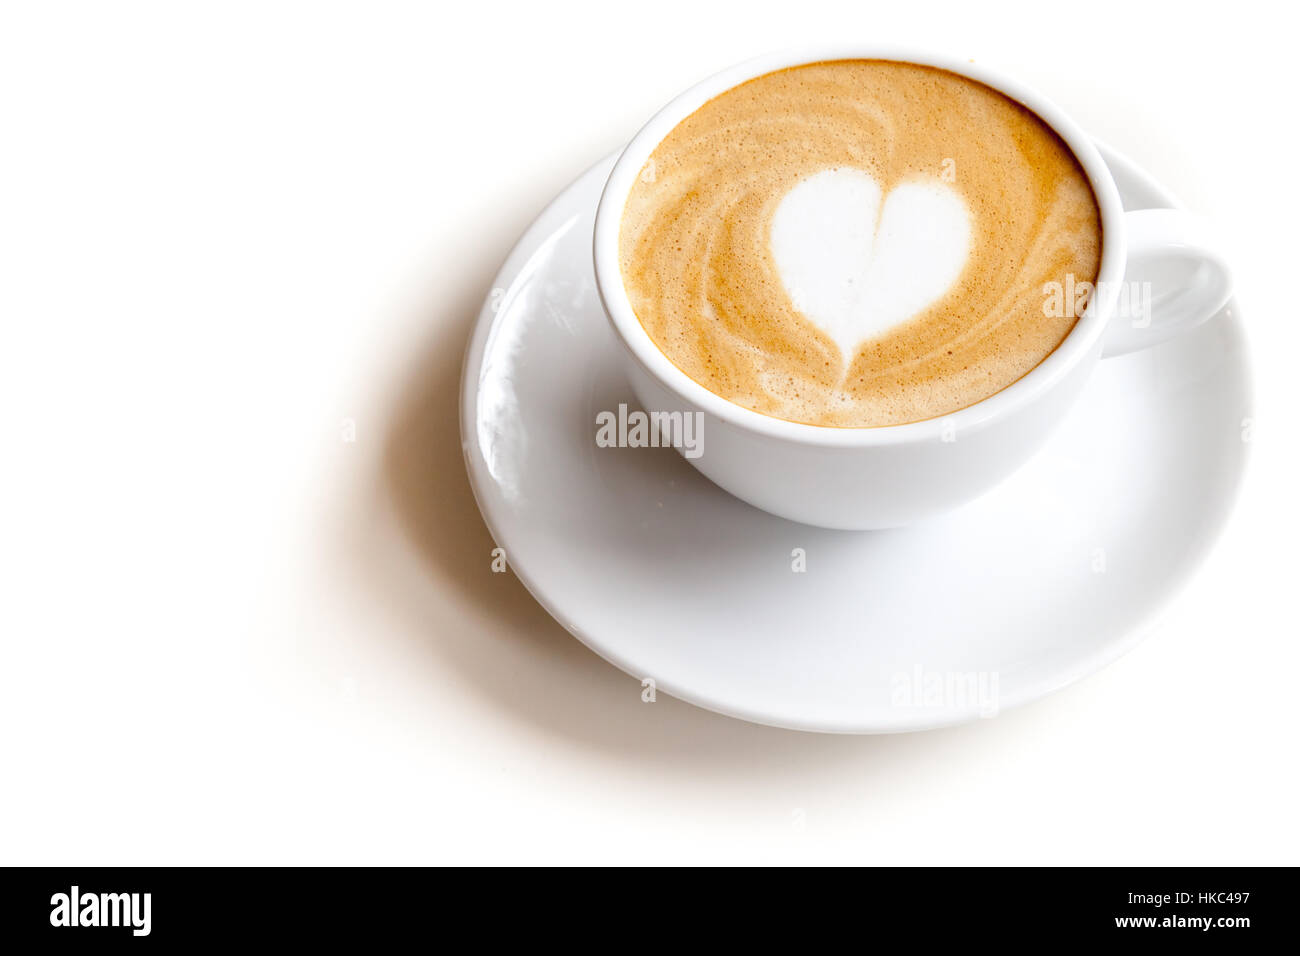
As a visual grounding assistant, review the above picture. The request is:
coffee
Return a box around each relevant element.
[618,60,1103,427]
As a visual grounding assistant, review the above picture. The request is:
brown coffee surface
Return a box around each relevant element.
[618,60,1103,427]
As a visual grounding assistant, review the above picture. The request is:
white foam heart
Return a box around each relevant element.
[769,168,971,360]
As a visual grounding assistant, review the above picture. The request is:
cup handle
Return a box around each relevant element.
[1101,208,1233,358]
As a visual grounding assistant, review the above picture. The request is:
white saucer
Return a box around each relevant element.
[460,143,1252,734]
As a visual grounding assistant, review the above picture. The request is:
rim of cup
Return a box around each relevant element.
[592,45,1128,447]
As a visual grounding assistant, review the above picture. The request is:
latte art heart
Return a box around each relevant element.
[769,169,971,361]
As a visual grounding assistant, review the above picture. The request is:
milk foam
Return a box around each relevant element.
[769,169,972,358]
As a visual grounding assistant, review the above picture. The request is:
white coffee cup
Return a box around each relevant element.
[592,46,1233,530]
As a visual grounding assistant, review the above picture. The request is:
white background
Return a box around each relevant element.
[2,0,1295,865]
